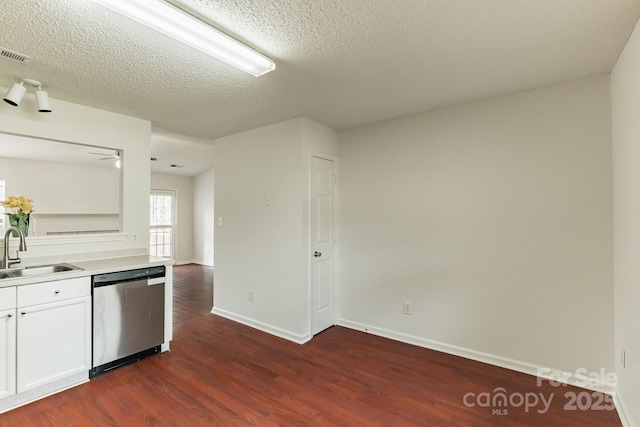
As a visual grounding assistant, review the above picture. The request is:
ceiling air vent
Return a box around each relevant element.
[0,47,32,63]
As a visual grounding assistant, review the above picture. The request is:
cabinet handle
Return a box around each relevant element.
[7,313,12,318]
[54,290,60,294]
[21,311,26,315]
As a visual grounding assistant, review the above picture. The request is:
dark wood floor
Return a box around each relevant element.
[0,264,622,426]
[172,263,215,327]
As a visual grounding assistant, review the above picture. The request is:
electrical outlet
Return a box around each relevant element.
[132,234,137,242]
[249,290,254,302]
[218,217,224,227]
[403,301,411,315]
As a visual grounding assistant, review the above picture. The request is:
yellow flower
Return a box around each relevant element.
[1,195,34,215]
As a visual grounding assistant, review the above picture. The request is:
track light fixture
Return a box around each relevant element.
[4,82,26,106]
[3,78,52,113]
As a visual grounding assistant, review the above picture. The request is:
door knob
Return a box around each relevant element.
[314,251,322,258]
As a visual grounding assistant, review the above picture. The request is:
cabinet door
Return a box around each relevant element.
[17,296,91,393]
[0,309,16,399]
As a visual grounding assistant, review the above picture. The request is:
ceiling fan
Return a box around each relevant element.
[89,150,120,160]
[89,150,121,168]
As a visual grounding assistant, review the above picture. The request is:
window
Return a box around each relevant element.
[150,190,175,259]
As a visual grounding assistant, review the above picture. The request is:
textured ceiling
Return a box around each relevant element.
[150,127,216,176]
[0,0,639,143]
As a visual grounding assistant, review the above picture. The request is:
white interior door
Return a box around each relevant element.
[311,156,336,335]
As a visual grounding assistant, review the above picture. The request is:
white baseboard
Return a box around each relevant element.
[338,318,615,394]
[173,259,197,265]
[0,372,88,414]
[613,388,636,427]
[173,260,214,267]
[211,307,311,344]
[194,260,214,266]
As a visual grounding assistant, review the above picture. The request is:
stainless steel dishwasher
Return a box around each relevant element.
[91,265,165,377]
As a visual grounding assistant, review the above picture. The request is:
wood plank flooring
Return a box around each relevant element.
[172,263,214,327]
[0,264,622,426]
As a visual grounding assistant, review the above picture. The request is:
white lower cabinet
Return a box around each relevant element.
[16,277,91,393]
[0,309,16,400]
[0,287,17,400]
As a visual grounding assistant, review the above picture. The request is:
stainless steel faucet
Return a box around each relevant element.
[2,226,27,269]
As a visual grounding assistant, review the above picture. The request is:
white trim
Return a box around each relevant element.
[338,318,617,394]
[613,388,636,427]
[172,260,213,266]
[212,307,311,344]
[173,259,200,266]
[16,233,127,247]
[0,371,88,414]
[190,259,213,266]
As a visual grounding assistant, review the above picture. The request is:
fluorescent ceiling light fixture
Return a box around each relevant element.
[92,0,275,77]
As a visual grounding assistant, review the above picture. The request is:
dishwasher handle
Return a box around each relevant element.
[92,266,166,287]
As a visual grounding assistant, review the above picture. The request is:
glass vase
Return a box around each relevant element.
[7,213,29,237]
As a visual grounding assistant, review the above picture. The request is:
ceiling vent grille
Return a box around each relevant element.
[0,47,32,63]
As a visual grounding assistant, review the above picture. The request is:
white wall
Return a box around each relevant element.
[193,168,214,266]
[213,117,337,342]
[0,90,150,260]
[338,77,613,381]
[611,16,640,427]
[151,172,194,264]
[0,158,119,215]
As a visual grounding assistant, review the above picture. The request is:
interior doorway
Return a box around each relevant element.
[310,156,337,335]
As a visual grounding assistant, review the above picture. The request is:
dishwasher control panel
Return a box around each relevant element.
[93,265,165,286]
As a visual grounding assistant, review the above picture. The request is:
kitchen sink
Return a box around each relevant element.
[0,263,82,280]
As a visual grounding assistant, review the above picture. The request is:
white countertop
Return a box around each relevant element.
[0,255,173,288]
